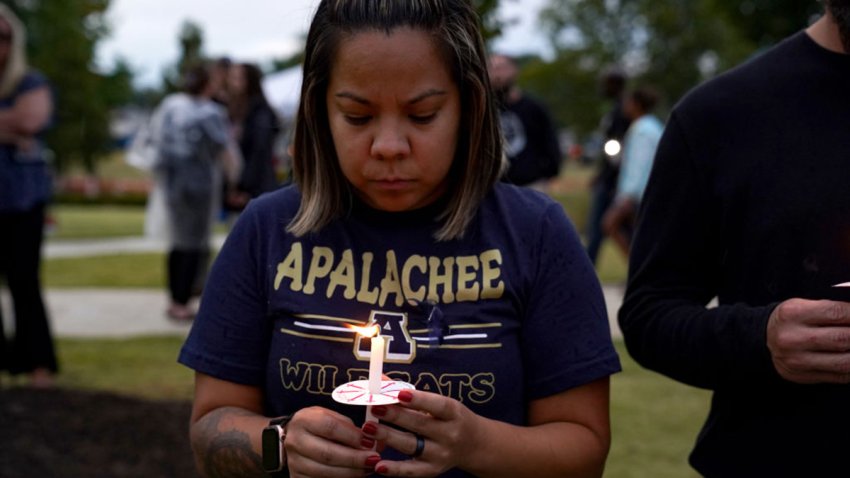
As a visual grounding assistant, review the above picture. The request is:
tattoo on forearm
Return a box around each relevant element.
[192,407,265,478]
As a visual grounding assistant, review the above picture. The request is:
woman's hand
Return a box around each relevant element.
[360,389,483,477]
[285,406,384,477]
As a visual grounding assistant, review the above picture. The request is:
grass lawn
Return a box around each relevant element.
[45,252,165,288]
[38,336,709,477]
[48,204,147,239]
[53,336,194,401]
[607,345,708,478]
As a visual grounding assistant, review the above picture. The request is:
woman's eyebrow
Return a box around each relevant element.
[334,89,447,106]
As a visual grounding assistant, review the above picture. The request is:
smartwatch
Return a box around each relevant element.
[262,415,292,476]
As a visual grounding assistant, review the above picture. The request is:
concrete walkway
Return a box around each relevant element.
[36,235,625,339]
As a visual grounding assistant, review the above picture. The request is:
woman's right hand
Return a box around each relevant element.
[285,406,383,477]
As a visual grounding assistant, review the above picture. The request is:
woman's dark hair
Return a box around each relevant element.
[182,64,210,96]
[288,0,503,241]
[240,63,268,103]
[629,86,660,114]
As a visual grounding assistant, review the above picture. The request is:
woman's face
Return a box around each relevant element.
[227,65,246,96]
[326,27,461,212]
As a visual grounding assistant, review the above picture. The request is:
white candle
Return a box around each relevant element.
[368,334,385,395]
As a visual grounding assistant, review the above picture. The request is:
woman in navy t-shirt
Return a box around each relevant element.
[179,1,621,476]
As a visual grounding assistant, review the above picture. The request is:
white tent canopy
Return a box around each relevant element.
[262,65,303,120]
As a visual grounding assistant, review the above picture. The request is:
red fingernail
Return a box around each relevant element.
[398,390,413,403]
[376,464,389,474]
[365,455,381,467]
[371,405,387,417]
[362,422,378,435]
[361,437,375,448]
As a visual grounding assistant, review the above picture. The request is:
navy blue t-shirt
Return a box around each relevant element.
[179,183,620,475]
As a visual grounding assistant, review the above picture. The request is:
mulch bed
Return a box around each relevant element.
[0,387,200,478]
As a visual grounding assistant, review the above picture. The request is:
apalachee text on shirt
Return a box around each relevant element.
[273,241,506,306]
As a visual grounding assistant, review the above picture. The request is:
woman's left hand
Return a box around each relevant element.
[362,389,483,476]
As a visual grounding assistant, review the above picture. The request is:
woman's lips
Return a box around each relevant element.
[372,178,413,190]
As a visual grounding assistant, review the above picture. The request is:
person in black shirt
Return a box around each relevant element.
[487,54,562,190]
[619,3,850,476]
[585,67,630,265]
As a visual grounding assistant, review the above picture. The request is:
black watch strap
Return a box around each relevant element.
[263,415,293,477]
[269,416,292,427]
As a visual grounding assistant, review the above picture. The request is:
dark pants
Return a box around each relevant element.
[168,249,205,305]
[0,204,58,375]
[586,180,615,265]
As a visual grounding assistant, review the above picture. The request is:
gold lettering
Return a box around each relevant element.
[356,252,379,304]
[327,249,357,299]
[274,242,304,291]
[468,373,496,404]
[379,251,404,307]
[455,256,480,302]
[479,249,504,299]
[427,256,455,304]
[304,363,330,394]
[438,374,471,401]
[279,358,311,391]
[386,371,412,383]
[303,247,334,294]
[414,372,442,394]
[401,255,427,302]
[347,367,369,383]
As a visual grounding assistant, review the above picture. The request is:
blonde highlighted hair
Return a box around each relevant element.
[288,0,503,241]
[0,4,28,99]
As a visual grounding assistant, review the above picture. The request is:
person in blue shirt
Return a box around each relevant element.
[602,86,663,257]
[178,1,620,477]
[0,4,57,388]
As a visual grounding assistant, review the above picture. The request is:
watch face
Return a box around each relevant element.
[262,426,283,472]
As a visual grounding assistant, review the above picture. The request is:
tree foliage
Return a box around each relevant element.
[526,0,822,138]
[160,20,206,94]
[10,0,132,172]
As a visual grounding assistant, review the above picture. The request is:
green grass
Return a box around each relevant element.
[34,337,709,477]
[606,343,709,478]
[48,204,147,239]
[45,253,165,288]
[53,335,194,400]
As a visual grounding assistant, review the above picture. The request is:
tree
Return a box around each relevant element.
[531,0,817,139]
[10,0,122,172]
[161,20,206,94]
[713,0,822,47]
[475,0,506,41]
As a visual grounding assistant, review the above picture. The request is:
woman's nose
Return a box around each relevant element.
[370,119,411,160]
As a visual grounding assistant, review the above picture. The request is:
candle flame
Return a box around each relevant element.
[348,323,380,337]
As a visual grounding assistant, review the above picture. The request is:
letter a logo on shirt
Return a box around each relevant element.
[353,310,416,364]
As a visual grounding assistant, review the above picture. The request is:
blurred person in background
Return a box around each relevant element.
[488,53,562,191]
[619,2,850,475]
[602,86,663,257]
[0,4,57,388]
[585,67,630,265]
[211,56,232,107]
[154,63,241,321]
[225,62,281,212]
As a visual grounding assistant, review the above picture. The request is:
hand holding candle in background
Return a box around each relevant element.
[766,297,850,384]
